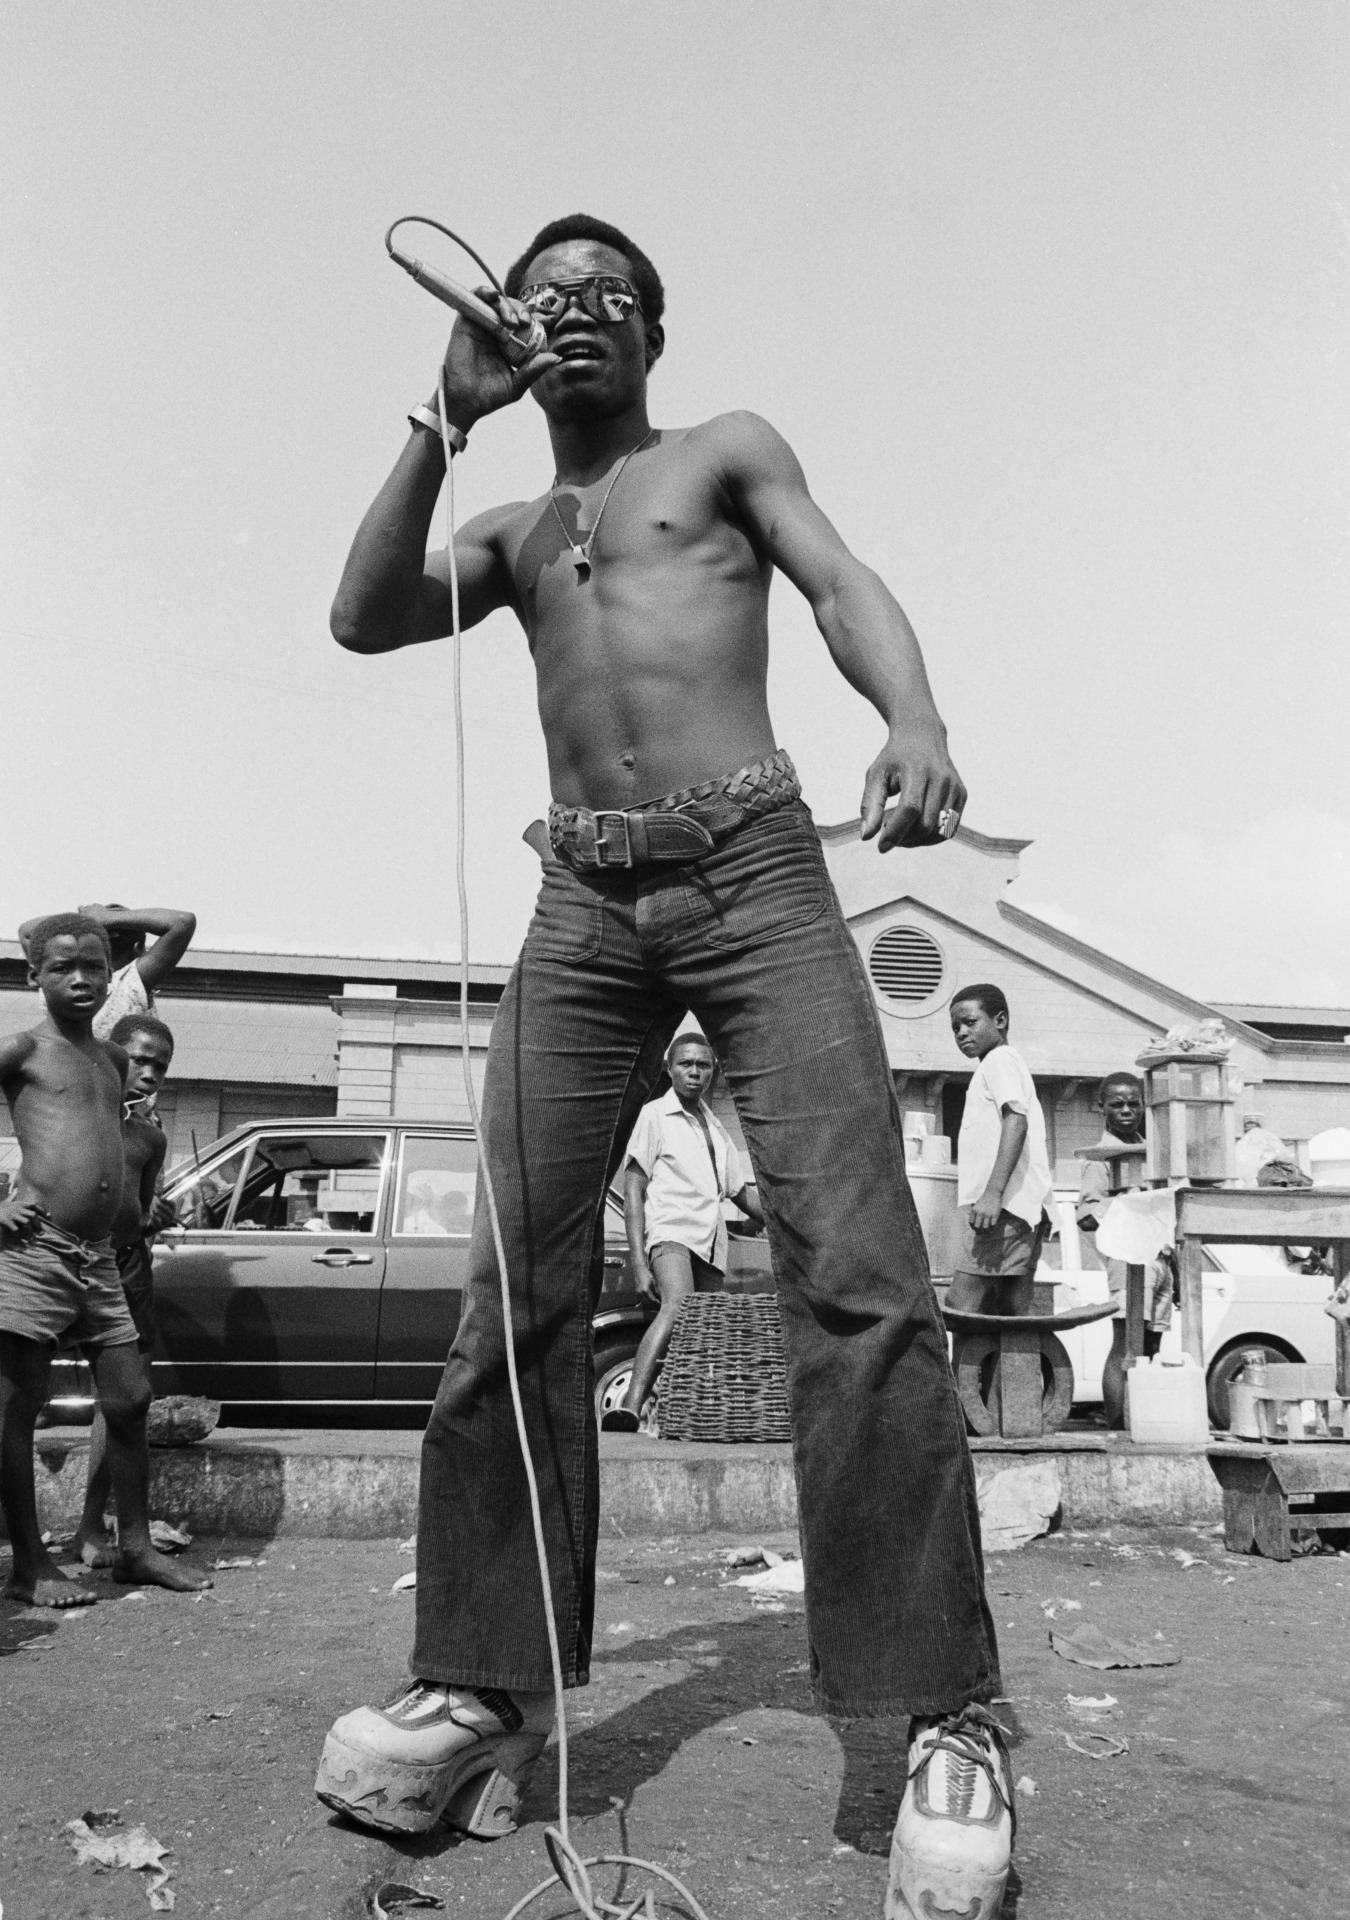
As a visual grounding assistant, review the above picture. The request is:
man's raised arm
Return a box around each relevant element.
[717,411,966,849]
[331,308,557,656]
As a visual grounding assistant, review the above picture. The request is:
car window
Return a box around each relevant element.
[229,1134,388,1234]
[394,1135,476,1237]
[169,1144,251,1230]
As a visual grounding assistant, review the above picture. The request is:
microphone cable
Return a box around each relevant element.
[432,335,711,1920]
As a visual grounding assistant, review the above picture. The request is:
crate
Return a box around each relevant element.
[1227,1363,1348,1444]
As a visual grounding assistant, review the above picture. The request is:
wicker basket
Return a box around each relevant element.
[656,1291,793,1443]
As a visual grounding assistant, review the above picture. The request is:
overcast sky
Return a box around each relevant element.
[5,2,1348,1003]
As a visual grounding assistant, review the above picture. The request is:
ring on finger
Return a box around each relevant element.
[937,808,961,840]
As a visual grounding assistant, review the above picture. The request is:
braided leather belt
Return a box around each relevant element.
[548,748,802,871]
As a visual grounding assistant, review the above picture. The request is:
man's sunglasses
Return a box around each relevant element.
[518,274,642,326]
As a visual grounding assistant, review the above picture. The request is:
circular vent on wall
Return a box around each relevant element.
[868,925,945,1005]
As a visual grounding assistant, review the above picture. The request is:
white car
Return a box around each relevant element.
[1040,1194,1338,1426]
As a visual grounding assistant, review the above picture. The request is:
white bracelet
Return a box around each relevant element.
[408,405,467,454]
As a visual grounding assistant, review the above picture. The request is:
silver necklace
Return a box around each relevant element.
[549,429,655,580]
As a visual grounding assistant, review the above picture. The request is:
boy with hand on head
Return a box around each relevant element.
[1077,1072,1172,1425]
[0,915,209,1604]
[18,901,196,1040]
[948,984,1052,1316]
[73,1013,177,1568]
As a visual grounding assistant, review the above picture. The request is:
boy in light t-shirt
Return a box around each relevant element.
[948,983,1052,1315]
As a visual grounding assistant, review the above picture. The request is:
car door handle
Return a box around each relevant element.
[311,1251,375,1268]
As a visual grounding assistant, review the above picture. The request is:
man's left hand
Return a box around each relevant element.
[860,726,967,851]
[970,1188,1005,1233]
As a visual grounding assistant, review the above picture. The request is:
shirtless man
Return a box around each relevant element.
[316,216,1011,1920]
[0,916,209,1604]
[73,1013,176,1567]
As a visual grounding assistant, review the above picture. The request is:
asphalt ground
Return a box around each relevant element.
[1,1523,1346,1919]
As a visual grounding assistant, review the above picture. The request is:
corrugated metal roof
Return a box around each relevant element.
[152,997,338,1084]
[0,940,512,988]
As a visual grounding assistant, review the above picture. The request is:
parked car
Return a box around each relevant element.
[43,1117,772,1424]
[1039,1195,1338,1426]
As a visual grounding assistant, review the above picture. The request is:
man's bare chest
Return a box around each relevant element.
[500,454,760,620]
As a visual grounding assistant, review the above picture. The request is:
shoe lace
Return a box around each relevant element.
[910,1704,1016,1840]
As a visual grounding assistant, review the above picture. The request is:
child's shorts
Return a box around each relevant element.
[0,1217,139,1351]
[953,1206,1046,1282]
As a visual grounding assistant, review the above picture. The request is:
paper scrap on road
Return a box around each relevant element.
[1169,1548,1200,1569]
[396,1535,417,1555]
[391,1570,417,1592]
[1067,1693,1118,1721]
[1041,1597,1083,1618]
[370,1884,445,1917]
[735,1559,805,1593]
[211,1556,265,1570]
[1051,1623,1180,1669]
[66,1810,174,1908]
[148,1521,192,1551]
[1015,1776,1037,1797]
[205,1705,237,1720]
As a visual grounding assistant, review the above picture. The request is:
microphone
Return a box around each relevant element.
[386,233,547,368]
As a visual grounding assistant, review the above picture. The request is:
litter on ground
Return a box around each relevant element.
[148,1521,192,1551]
[1067,1693,1118,1720]
[390,1570,417,1593]
[734,1559,805,1594]
[1051,1623,1180,1669]
[369,1884,445,1917]
[65,1809,175,1909]
[1064,1731,1129,1760]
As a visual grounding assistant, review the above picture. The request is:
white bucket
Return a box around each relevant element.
[1126,1353,1209,1444]
[1309,1127,1350,1188]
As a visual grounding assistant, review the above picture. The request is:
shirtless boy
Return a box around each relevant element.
[0,916,208,1604]
[73,1013,176,1567]
[316,216,1011,1920]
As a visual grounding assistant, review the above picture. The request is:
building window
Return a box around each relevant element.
[867,925,946,1009]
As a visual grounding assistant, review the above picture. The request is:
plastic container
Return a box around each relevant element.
[1126,1353,1210,1443]
[1308,1127,1350,1187]
[907,1164,959,1279]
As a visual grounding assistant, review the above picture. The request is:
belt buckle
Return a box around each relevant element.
[590,811,633,868]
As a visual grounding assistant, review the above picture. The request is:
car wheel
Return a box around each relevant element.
[594,1346,659,1433]
[1207,1339,1296,1430]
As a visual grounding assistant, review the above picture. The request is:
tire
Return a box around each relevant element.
[1207,1338,1297,1431]
[594,1344,659,1433]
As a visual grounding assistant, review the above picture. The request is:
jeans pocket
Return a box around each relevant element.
[524,865,604,963]
[683,806,829,952]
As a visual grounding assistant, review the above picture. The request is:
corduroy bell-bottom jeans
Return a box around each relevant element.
[411,800,1001,1716]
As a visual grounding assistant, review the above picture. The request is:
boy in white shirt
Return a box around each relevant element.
[948,984,1052,1315]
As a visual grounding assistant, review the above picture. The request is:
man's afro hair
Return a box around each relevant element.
[504,214,664,325]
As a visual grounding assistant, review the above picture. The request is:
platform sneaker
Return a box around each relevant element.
[885,1704,1014,1920]
[315,1682,553,1837]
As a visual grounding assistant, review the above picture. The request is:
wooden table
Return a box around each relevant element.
[1173,1186,1350,1382]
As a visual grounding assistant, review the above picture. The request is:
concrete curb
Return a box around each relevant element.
[24,1427,1223,1541]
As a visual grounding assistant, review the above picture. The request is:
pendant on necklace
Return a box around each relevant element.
[571,548,591,580]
